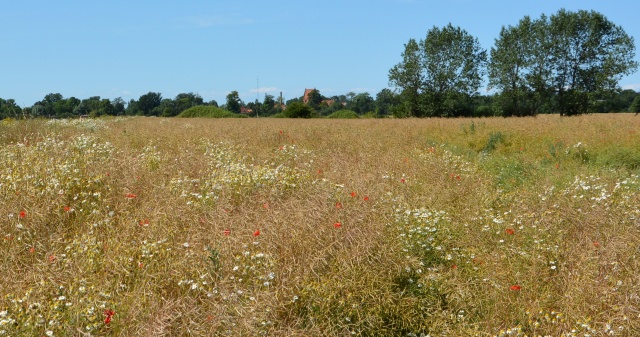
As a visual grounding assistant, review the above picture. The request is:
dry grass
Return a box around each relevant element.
[1,115,639,336]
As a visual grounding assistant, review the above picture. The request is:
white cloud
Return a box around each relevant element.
[622,83,640,92]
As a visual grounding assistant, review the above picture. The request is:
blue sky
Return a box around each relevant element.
[1,0,639,107]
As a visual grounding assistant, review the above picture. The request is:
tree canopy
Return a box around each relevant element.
[389,24,487,117]
[489,9,638,116]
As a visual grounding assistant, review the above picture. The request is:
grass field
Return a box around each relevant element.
[1,115,639,336]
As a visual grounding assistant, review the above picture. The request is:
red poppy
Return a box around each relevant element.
[29,247,35,253]
[138,262,144,268]
[317,169,323,174]
[350,191,356,197]
[509,285,521,291]
[48,255,57,262]
[451,264,458,269]
[125,193,137,199]
[363,196,369,201]
[253,230,260,237]
[593,241,600,248]
[333,222,342,229]
[19,210,26,219]
[400,178,406,183]
[139,219,150,226]
[505,228,515,235]
[262,203,269,209]
[223,229,231,236]
[335,202,343,209]
[63,206,71,212]
[279,130,283,135]
[104,309,115,324]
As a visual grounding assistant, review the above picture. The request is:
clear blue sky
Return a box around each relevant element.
[1,0,639,107]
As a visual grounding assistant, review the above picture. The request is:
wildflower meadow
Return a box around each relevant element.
[1,115,639,336]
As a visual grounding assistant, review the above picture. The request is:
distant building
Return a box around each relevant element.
[240,106,253,114]
[302,88,315,104]
[302,89,344,107]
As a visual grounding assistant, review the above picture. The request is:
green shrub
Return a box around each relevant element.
[482,132,505,153]
[283,102,314,118]
[361,111,378,118]
[595,146,640,170]
[177,106,246,118]
[326,109,359,119]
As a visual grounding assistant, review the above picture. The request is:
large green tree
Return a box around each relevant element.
[0,98,21,119]
[225,91,242,114]
[261,94,277,116]
[420,24,487,117]
[488,16,550,116]
[389,24,486,117]
[375,88,397,116]
[489,9,637,116]
[137,92,162,116]
[388,38,422,117]
[173,93,203,116]
[349,92,375,114]
[112,97,126,115]
[548,9,637,115]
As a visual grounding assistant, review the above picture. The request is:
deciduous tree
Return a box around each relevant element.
[226,91,242,114]
[388,38,422,117]
[420,24,487,117]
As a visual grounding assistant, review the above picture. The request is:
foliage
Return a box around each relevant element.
[630,95,640,114]
[390,24,487,117]
[306,89,324,109]
[137,92,162,116]
[488,16,548,116]
[225,91,242,114]
[177,106,246,118]
[0,98,23,119]
[375,88,398,116]
[489,9,638,116]
[269,112,288,118]
[348,92,375,114]
[283,102,315,118]
[389,38,422,117]
[326,109,359,119]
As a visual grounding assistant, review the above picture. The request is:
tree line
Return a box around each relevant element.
[1,9,639,120]
[389,9,639,117]
[2,85,639,121]
[0,92,220,120]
